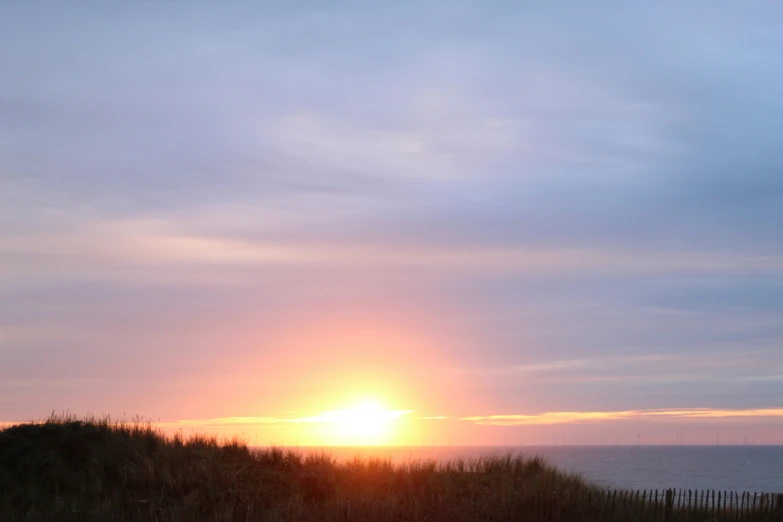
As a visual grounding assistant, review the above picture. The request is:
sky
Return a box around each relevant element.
[1,1,782,446]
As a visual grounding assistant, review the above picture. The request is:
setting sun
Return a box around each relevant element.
[311,399,412,446]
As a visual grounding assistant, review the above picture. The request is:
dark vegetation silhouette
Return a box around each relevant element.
[1,415,781,521]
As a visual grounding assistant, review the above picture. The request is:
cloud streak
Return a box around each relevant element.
[463,408,783,426]
[4,218,782,283]
[165,409,415,430]
[147,407,783,431]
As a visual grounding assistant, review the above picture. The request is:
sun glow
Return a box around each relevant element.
[313,399,412,446]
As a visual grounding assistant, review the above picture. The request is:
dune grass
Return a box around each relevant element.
[0,414,603,521]
[2,415,777,521]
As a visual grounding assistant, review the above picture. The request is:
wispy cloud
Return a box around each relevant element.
[164,410,415,430]
[4,218,782,286]
[463,408,783,426]
[153,407,783,431]
[170,417,283,427]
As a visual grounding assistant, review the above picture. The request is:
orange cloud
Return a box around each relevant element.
[162,410,414,429]
[462,407,783,425]
[168,417,284,427]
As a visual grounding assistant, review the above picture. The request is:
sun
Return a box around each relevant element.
[318,399,411,445]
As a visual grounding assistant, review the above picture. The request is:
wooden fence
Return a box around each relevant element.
[322,489,783,522]
[527,488,783,522]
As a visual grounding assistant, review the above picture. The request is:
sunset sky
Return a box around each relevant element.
[1,2,782,446]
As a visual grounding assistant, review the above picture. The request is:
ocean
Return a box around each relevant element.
[277,445,783,493]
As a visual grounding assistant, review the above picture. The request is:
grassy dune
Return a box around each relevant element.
[0,415,601,521]
[2,416,777,521]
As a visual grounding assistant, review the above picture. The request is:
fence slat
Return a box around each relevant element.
[634,489,641,522]
[712,489,717,518]
[641,490,647,522]
[740,492,746,522]
[729,491,734,519]
[677,489,682,520]
[676,489,683,521]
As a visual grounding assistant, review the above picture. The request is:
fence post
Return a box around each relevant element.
[665,489,673,522]
[739,492,745,522]
[612,489,618,519]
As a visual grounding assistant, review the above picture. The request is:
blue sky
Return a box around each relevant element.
[1,1,782,444]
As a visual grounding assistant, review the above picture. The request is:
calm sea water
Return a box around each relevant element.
[277,446,783,493]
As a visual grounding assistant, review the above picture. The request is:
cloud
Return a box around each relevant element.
[159,410,415,432]
[167,417,288,428]
[3,218,782,287]
[463,407,783,426]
